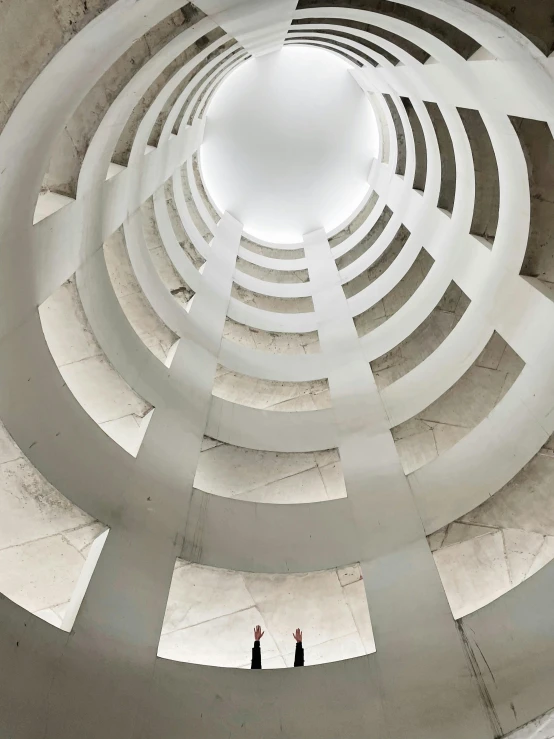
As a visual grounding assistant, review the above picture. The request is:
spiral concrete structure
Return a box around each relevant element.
[2,1,554,737]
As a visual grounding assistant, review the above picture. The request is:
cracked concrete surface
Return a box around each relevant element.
[2,0,554,729]
[371,282,469,388]
[231,283,315,313]
[159,561,374,668]
[223,317,320,354]
[0,420,106,621]
[393,331,524,475]
[428,436,554,619]
[343,221,409,298]
[213,369,331,411]
[195,439,345,502]
[354,246,435,336]
[39,276,154,453]
[42,5,214,196]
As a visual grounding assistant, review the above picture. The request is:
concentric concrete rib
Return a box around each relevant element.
[193,0,299,57]
[304,227,490,737]
[138,211,242,477]
[43,212,243,736]
[3,0,554,737]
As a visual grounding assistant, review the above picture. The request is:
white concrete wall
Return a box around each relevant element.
[40,277,154,455]
[507,708,554,739]
[2,1,554,738]
[431,434,554,618]
[0,420,107,626]
[160,561,373,667]
[213,369,330,410]
[393,331,524,474]
[196,439,345,502]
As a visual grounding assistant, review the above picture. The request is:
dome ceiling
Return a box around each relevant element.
[201,45,378,243]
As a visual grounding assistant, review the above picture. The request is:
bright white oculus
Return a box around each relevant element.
[200,45,378,244]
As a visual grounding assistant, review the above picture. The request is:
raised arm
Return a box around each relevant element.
[293,628,304,667]
[251,625,264,669]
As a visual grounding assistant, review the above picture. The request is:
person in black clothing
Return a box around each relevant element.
[251,625,304,668]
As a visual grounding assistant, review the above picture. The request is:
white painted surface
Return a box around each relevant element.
[159,562,373,667]
[3,0,554,738]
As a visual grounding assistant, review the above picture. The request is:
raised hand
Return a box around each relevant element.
[293,628,302,643]
[254,625,265,641]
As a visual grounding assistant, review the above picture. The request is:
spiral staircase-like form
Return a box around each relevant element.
[2,1,554,738]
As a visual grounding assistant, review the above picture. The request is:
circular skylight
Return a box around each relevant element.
[200,45,379,244]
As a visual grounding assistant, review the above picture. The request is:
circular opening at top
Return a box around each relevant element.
[200,45,379,245]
